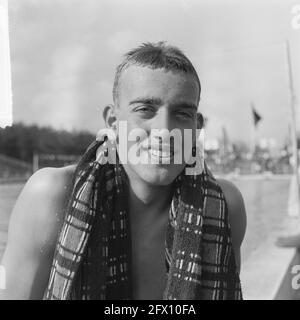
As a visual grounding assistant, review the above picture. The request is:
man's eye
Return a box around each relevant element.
[176,111,193,119]
[134,106,155,113]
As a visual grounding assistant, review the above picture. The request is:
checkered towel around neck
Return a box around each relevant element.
[43,138,243,300]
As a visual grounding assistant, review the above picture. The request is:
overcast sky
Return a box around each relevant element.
[7,0,300,146]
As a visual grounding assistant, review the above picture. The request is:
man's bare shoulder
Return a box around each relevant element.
[217,179,246,216]
[217,178,247,248]
[26,164,75,197]
[0,165,77,299]
[8,164,76,250]
[22,164,76,215]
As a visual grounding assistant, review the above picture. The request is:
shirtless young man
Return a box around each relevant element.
[0,42,247,300]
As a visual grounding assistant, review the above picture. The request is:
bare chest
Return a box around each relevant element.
[130,213,169,300]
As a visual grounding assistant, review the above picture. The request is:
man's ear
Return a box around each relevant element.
[196,112,204,130]
[103,104,117,129]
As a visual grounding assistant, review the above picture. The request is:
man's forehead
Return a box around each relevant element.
[118,65,200,102]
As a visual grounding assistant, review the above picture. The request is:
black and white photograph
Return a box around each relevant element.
[0,0,300,302]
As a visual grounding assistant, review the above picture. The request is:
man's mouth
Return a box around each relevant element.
[141,144,175,161]
[149,149,174,158]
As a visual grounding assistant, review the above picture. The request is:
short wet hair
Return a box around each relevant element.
[112,41,201,105]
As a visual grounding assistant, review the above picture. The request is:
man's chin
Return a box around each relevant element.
[132,163,185,186]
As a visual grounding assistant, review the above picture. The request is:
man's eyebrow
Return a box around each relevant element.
[128,98,198,111]
[171,102,198,111]
[129,97,163,106]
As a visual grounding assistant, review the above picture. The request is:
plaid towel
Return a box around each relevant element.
[44,139,242,300]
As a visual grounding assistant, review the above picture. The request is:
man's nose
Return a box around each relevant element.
[151,107,172,131]
[148,107,175,146]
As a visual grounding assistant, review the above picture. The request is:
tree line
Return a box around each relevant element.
[0,123,94,163]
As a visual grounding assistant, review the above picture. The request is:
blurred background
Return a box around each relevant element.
[1,0,300,298]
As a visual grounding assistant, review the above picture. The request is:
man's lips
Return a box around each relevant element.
[140,144,175,158]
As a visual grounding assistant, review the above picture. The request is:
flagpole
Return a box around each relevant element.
[285,40,299,217]
[251,103,261,160]
[250,105,256,159]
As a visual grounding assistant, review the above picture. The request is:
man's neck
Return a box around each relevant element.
[123,168,174,223]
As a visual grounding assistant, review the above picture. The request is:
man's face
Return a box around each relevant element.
[115,65,200,186]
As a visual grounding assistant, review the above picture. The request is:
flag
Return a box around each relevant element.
[197,112,208,129]
[251,104,262,127]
